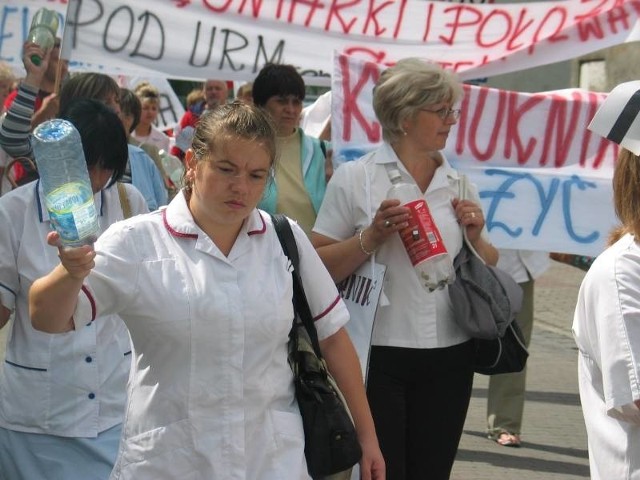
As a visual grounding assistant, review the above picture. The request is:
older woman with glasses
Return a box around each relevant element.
[312,58,497,480]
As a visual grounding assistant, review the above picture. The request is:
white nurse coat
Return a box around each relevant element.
[573,233,640,479]
[73,192,350,480]
[0,181,147,437]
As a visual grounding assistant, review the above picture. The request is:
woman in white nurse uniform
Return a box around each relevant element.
[29,102,385,480]
[573,80,640,480]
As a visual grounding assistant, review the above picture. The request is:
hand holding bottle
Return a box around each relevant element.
[360,199,410,252]
[22,42,51,87]
[45,231,96,280]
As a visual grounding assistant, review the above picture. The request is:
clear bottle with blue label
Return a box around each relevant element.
[32,119,99,247]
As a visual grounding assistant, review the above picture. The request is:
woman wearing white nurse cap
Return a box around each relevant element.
[588,80,640,156]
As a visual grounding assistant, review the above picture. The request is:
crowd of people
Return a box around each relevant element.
[0,35,639,480]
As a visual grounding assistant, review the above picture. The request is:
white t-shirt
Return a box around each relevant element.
[131,125,171,153]
[73,193,349,479]
[497,249,550,283]
[314,142,483,349]
[573,233,640,479]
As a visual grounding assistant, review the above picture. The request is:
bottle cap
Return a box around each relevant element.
[388,169,402,181]
[33,119,74,142]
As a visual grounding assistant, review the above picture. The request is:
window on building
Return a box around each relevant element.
[579,60,606,92]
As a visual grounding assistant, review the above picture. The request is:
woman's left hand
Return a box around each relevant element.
[359,436,386,480]
[452,197,484,243]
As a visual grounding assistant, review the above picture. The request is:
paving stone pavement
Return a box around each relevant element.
[0,261,590,479]
[451,261,590,480]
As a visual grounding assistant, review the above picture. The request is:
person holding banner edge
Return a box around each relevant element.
[312,58,497,479]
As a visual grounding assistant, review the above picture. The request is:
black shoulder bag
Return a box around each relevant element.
[271,214,362,479]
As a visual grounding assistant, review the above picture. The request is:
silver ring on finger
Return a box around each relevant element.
[470,212,476,219]
[384,219,392,228]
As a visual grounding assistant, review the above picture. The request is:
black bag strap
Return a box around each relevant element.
[270,213,324,360]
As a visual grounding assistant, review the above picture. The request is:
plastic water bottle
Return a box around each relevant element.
[27,8,59,66]
[386,168,455,291]
[32,119,99,247]
[158,149,185,189]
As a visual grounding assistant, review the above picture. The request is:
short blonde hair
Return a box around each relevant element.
[0,62,15,84]
[186,88,205,109]
[373,58,463,144]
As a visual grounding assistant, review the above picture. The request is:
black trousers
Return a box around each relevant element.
[366,341,475,480]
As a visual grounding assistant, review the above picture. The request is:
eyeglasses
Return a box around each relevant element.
[421,107,461,121]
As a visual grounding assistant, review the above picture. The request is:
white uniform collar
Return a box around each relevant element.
[162,190,267,240]
[374,142,460,191]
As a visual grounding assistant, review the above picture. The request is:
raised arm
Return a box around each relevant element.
[0,43,54,159]
[320,328,385,480]
[29,232,96,333]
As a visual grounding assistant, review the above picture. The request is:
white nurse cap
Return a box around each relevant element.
[588,80,640,156]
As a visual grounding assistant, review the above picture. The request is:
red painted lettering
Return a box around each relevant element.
[392,0,408,39]
[579,92,604,167]
[606,6,632,33]
[203,0,234,12]
[237,0,264,18]
[284,0,325,26]
[339,55,381,142]
[324,0,359,33]
[576,13,605,40]
[467,87,506,161]
[476,9,511,48]
[504,91,545,165]
[539,92,582,167]
[439,6,482,46]
[529,7,568,55]
[422,2,434,42]
[506,9,535,51]
[362,0,397,37]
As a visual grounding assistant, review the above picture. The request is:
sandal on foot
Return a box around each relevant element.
[494,432,521,447]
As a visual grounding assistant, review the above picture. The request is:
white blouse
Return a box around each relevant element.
[73,193,349,479]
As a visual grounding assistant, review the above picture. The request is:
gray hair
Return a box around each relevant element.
[373,58,463,143]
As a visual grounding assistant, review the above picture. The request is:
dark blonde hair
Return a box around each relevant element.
[613,148,640,237]
[59,73,120,114]
[135,81,160,106]
[186,88,205,109]
[190,101,277,167]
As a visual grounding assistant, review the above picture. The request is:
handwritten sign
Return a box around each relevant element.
[1,0,639,85]
[332,53,618,256]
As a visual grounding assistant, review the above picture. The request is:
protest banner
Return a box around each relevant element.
[1,0,639,85]
[332,52,619,257]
